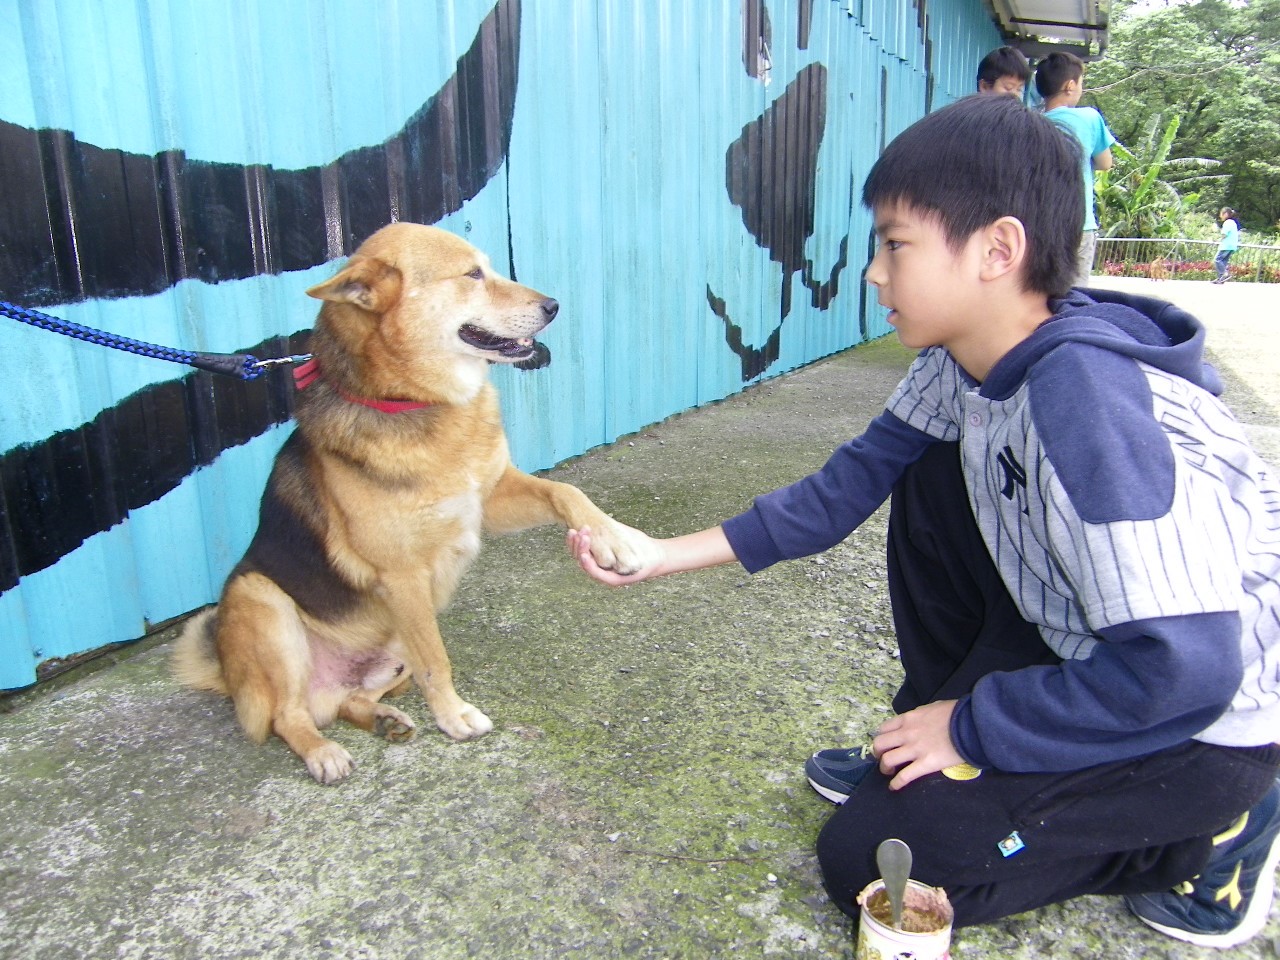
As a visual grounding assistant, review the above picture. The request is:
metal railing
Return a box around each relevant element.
[1093,238,1280,283]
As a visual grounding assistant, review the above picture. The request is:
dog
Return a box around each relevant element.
[173,223,657,784]
[1148,257,1171,281]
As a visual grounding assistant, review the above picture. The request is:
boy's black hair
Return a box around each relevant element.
[1034,52,1085,99]
[862,95,1082,297]
[976,46,1032,87]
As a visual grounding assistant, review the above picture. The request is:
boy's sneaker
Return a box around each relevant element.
[1125,779,1280,948]
[805,745,877,804]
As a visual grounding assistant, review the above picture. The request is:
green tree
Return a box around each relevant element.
[1094,114,1225,237]
[1087,0,1280,230]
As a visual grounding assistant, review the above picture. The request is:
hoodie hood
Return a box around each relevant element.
[982,288,1223,401]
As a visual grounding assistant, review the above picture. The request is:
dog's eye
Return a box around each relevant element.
[466,267,484,280]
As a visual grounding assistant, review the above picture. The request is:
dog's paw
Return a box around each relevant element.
[305,741,355,785]
[374,705,417,743]
[590,521,662,576]
[436,703,494,741]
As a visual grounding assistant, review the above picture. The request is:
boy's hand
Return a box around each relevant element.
[872,700,964,791]
[567,527,663,586]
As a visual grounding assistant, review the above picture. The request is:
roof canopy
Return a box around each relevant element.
[985,0,1111,59]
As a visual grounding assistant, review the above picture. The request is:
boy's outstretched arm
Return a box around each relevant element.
[567,525,737,586]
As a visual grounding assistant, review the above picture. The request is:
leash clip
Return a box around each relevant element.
[252,353,314,371]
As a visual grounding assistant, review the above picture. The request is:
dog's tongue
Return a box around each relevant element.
[501,337,534,357]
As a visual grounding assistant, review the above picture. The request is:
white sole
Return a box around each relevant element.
[806,776,850,805]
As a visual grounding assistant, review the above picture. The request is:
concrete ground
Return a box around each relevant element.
[1,277,1278,960]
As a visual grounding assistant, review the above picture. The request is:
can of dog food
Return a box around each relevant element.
[855,878,954,960]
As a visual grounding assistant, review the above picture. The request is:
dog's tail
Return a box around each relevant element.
[171,604,278,744]
[173,604,282,744]
[170,607,229,695]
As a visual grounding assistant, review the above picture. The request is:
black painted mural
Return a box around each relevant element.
[0,334,306,592]
[0,0,522,307]
[710,60,852,381]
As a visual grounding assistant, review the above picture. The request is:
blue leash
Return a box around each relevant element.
[0,300,311,380]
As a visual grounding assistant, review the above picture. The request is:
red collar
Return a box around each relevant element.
[292,358,434,413]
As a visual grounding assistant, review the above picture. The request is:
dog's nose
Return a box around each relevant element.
[540,298,559,321]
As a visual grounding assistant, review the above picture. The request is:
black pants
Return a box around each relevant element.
[815,442,1280,926]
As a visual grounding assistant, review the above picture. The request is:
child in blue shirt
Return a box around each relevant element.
[1214,207,1240,284]
[568,95,1280,949]
[1035,53,1117,288]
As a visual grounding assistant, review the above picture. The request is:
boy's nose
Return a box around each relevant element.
[865,252,886,287]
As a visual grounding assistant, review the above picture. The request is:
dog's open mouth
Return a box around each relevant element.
[458,324,537,361]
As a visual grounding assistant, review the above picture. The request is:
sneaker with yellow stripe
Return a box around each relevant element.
[1125,779,1280,948]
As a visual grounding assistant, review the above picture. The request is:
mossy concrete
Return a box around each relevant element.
[1,278,1277,960]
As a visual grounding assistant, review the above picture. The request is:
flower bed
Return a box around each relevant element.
[1098,259,1280,283]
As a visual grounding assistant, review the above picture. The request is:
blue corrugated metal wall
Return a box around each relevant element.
[0,0,999,688]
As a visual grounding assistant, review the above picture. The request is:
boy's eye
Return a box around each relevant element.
[882,240,903,251]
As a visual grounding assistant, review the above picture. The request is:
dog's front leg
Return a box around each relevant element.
[381,579,492,741]
[484,466,660,576]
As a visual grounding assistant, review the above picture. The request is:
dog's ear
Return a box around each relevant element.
[306,257,403,314]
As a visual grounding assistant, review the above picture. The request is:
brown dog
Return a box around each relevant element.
[173,223,656,784]
[1148,257,1171,281]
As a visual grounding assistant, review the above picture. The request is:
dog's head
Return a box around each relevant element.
[305,224,555,405]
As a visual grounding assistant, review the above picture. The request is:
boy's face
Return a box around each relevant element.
[978,75,1025,97]
[865,202,985,351]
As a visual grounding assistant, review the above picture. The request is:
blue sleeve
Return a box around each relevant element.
[1030,342,1174,523]
[949,611,1242,772]
[722,411,936,573]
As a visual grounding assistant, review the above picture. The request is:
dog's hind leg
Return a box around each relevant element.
[331,656,416,741]
[338,694,416,742]
[219,573,356,785]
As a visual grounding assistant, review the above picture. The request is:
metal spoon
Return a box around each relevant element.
[876,838,913,930]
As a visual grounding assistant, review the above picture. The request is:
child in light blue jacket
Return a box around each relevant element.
[1213,207,1240,284]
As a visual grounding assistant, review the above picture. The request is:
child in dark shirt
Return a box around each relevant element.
[976,46,1031,97]
[569,95,1280,948]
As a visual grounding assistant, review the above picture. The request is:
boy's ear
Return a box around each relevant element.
[978,216,1029,282]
